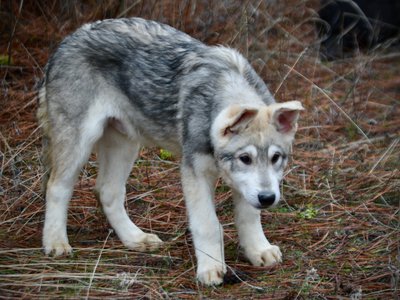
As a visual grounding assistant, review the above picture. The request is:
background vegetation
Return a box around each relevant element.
[1,0,399,298]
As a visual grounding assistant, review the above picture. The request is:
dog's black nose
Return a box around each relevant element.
[258,192,275,208]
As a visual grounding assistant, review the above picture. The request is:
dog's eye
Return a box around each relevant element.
[271,152,281,164]
[239,154,252,165]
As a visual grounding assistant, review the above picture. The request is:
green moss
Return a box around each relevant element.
[215,184,230,193]
[270,206,292,213]
[159,149,173,160]
[0,54,11,65]
[298,204,318,220]
[345,123,358,140]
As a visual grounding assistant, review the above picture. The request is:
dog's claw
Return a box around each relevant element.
[197,268,225,286]
[123,233,163,252]
[246,244,282,267]
[196,258,226,286]
[44,242,72,257]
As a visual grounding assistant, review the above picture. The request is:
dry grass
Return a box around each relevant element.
[1,0,399,298]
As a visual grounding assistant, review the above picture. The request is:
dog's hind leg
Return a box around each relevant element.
[43,131,97,256]
[95,125,163,251]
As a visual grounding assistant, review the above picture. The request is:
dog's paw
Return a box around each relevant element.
[197,264,226,286]
[123,233,163,251]
[44,241,72,256]
[245,244,282,267]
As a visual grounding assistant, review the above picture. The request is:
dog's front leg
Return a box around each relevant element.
[234,191,282,267]
[181,158,226,286]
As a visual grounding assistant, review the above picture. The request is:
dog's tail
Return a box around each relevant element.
[36,76,52,194]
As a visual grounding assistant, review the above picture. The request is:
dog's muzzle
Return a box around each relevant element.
[258,191,276,208]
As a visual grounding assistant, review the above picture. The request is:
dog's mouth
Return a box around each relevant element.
[253,202,277,210]
[238,190,280,210]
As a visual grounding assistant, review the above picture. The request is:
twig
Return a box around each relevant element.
[288,66,372,143]
[369,138,399,175]
[274,47,308,96]
[85,229,113,299]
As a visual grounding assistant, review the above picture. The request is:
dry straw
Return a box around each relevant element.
[1,0,399,298]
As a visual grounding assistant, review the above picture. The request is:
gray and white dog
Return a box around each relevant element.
[38,17,304,285]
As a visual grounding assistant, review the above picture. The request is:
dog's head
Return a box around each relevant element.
[211,101,304,209]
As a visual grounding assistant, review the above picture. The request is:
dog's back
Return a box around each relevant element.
[40,18,198,145]
[39,17,274,156]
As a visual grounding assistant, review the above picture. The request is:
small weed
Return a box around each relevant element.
[345,123,358,140]
[294,268,323,298]
[115,271,140,291]
[298,204,318,220]
[0,54,11,65]
[216,184,230,193]
[270,206,293,213]
[159,149,173,160]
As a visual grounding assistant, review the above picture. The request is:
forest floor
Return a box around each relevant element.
[1,1,399,299]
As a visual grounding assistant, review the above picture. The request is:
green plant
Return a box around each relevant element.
[159,149,173,160]
[298,204,318,220]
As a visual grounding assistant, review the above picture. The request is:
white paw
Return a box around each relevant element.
[245,244,282,267]
[123,233,163,251]
[43,239,72,256]
[197,264,226,286]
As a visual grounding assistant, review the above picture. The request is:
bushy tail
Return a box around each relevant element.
[36,79,52,194]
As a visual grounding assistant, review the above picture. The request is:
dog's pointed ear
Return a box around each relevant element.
[270,101,304,134]
[212,105,259,143]
[223,106,259,136]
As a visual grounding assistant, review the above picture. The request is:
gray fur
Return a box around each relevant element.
[39,17,275,167]
[37,18,297,285]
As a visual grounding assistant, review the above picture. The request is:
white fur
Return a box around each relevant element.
[234,192,282,266]
[43,99,299,285]
[43,178,73,255]
[42,92,164,255]
[95,126,162,251]
[181,154,226,285]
